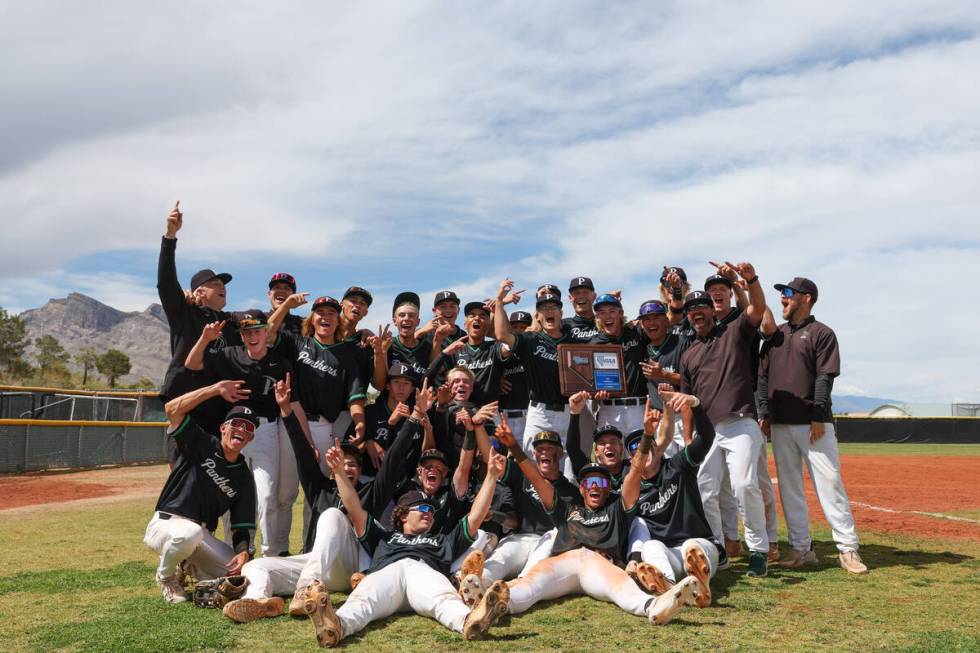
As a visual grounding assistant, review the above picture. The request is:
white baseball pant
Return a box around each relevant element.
[335,558,470,639]
[716,452,778,545]
[144,512,234,580]
[640,538,719,583]
[508,548,651,616]
[242,417,300,556]
[593,401,646,436]
[522,403,575,481]
[771,422,859,553]
[482,529,557,582]
[696,417,769,554]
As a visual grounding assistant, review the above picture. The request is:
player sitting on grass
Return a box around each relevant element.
[299,440,511,646]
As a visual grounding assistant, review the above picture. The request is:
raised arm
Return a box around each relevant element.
[367,324,392,390]
[496,413,555,511]
[184,320,225,371]
[157,202,186,320]
[453,428,477,500]
[268,292,309,337]
[661,390,715,464]
[325,446,369,536]
[622,399,660,510]
[164,380,250,429]
[729,261,767,327]
[493,279,517,349]
[276,374,327,499]
[565,391,591,474]
[464,450,506,539]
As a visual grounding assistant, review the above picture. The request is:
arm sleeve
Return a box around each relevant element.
[432,408,454,457]
[683,404,717,466]
[812,374,834,423]
[425,352,452,386]
[365,418,424,513]
[156,237,187,326]
[756,342,770,419]
[282,412,326,501]
[229,476,257,555]
[566,413,589,475]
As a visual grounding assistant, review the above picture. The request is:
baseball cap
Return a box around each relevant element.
[683,291,713,311]
[510,310,532,325]
[536,293,563,309]
[704,274,733,291]
[593,294,622,311]
[419,449,448,466]
[396,490,438,509]
[568,276,595,292]
[638,300,668,318]
[774,277,819,303]
[237,309,268,330]
[387,361,418,383]
[311,296,342,313]
[537,283,561,297]
[433,290,460,307]
[268,272,296,292]
[340,443,362,461]
[392,291,421,315]
[577,463,613,482]
[531,430,563,448]
[191,269,232,291]
[593,424,623,441]
[464,301,491,317]
[625,430,644,455]
[660,267,687,285]
[224,405,260,427]
[343,286,373,306]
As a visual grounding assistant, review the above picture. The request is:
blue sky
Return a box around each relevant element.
[1,1,979,402]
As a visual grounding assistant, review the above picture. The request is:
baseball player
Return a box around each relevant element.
[372,291,433,389]
[492,415,703,626]
[427,301,510,405]
[498,310,532,438]
[144,380,257,603]
[301,445,510,646]
[759,277,867,574]
[591,294,651,433]
[567,392,630,489]
[185,312,304,557]
[268,273,303,337]
[335,286,374,439]
[222,374,433,622]
[637,300,692,456]
[418,290,466,347]
[562,276,599,343]
[659,266,690,329]
[679,261,773,577]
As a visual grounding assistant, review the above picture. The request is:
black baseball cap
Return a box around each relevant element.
[393,291,421,315]
[704,274,733,291]
[340,443,362,461]
[387,361,418,383]
[343,286,373,306]
[660,267,687,285]
[238,309,268,330]
[268,272,296,292]
[433,290,460,307]
[536,293,563,309]
[537,283,561,297]
[191,269,232,291]
[593,293,622,311]
[578,463,613,481]
[464,301,490,317]
[419,449,448,466]
[593,424,623,442]
[531,430,563,449]
[683,291,713,311]
[311,296,342,313]
[224,405,260,427]
[775,277,819,303]
[568,277,595,292]
[625,429,644,455]
[638,300,668,318]
[510,310,532,325]
[396,490,437,509]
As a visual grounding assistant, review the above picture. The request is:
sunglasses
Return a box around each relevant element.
[641,303,667,315]
[580,476,610,489]
[781,287,810,298]
[409,504,435,513]
[225,418,256,434]
[628,442,640,454]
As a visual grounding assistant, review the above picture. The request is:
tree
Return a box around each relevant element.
[75,347,100,386]
[97,349,131,388]
[0,307,29,375]
[34,335,70,382]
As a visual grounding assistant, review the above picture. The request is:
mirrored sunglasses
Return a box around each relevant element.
[780,287,796,298]
[410,504,435,513]
[580,476,610,489]
[226,418,256,434]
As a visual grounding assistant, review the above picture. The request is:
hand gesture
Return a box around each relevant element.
[436,382,452,406]
[728,261,757,281]
[434,321,454,344]
[472,402,498,426]
[216,380,251,403]
[414,378,435,415]
[568,390,589,415]
[274,373,292,412]
[389,402,411,425]
[662,266,682,289]
[659,388,696,412]
[709,261,738,282]
[640,360,664,381]
[610,289,622,302]
[324,446,345,475]
[497,278,515,302]
[456,409,474,431]
[502,287,526,305]
[643,398,662,436]
[593,390,611,401]
[284,292,310,310]
[226,550,249,576]
[442,336,468,356]
[500,376,513,395]
[495,413,517,449]
[165,201,183,238]
[366,440,385,469]
[368,324,392,354]
[488,449,507,478]
[201,320,226,343]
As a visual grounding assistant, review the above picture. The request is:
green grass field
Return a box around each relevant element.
[0,443,978,653]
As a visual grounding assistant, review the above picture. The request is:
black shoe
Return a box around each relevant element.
[747,552,768,577]
[277,551,291,557]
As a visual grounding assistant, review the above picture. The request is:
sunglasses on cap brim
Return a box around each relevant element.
[225,418,256,434]
[409,504,435,513]
[580,476,610,489]
[628,441,640,454]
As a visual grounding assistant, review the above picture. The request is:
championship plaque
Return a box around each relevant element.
[558,344,627,397]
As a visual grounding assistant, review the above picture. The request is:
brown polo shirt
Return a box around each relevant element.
[679,311,759,425]
[759,316,840,424]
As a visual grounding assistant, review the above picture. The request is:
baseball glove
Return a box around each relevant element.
[192,575,249,608]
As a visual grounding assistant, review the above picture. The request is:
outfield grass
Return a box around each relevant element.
[836,443,980,457]
[0,450,978,653]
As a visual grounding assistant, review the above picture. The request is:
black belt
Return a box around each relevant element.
[503,409,526,418]
[600,397,645,407]
[530,400,566,412]
[158,511,205,527]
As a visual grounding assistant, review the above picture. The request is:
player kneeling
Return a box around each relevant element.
[301,443,511,647]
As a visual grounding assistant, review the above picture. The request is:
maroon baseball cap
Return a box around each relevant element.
[268,272,296,291]
[775,277,819,302]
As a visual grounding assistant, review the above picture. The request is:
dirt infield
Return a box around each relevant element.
[2,454,978,540]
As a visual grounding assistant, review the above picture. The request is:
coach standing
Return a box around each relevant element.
[758,277,866,574]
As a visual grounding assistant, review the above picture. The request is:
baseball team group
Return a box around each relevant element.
[146,202,867,646]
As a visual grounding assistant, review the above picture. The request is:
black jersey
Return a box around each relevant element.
[644,332,693,410]
[423,324,467,352]
[393,479,471,535]
[549,494,636,565]
[511,331,567,405]
[388,336,433,379]
[591,324,650,397]
[566,413,630,488]
[154,416,256,553]
[203,346,293,419]
[562,314,599,343]
[463,474,516,539]
[499,354,530,410]
[500,458,579,535]
[283,412,420,553]
[428,340,506,405]
[281,313,304,338]
[359,515,476,575]
[274,332,367,421]
[344,399,424,479]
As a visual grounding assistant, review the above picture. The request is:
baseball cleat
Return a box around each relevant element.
[746,552,768,578]
[458,573,486,607]
[288,585,309,617]
[349,572,366,590]
[682,545,712,607]
[838,550,869,575]
[304,580,341,648]
[222,597,285,622]
[632,562,674,595]
[779,548,817,569]
[463,580,509,640]
[156,574,189,603]
[460,549,485,578]
[647,576,700,625]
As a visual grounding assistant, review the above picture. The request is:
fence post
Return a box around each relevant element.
[122,425,128,464]
[24,422,30,472]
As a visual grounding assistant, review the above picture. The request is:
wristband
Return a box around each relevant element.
[746,276,759,285]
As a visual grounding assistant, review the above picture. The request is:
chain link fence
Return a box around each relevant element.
[0,421,168,473]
